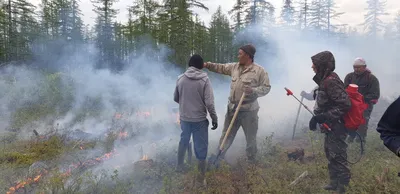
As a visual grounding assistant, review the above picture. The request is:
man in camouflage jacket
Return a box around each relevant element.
[344,58,380,143]
[308,51,351,193]
[203,44,271,162]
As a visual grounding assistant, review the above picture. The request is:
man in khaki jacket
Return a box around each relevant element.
[203,44,271,162]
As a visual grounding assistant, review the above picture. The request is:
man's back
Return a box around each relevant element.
[174,54,218,179]
[174,66,217,123]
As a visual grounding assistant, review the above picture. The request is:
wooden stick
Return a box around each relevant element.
[219,92,246,150]
[289,171,308,186]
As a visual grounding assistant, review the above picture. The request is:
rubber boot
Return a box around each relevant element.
[337,179,349,194]
[196,160,207,188]
[247,154,257,165]
[323,178,338,191]
[336,184,346,194]
[176,143,186,173]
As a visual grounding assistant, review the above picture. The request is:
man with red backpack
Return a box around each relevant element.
[344,58,380,143]
[308,51,351,193]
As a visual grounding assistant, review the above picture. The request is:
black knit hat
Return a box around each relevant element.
[240,44,256,59]
[188,54,204,69]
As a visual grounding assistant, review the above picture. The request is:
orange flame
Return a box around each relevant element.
[136,111,151,117]
[141,154,148,160]
[7,174,43,194]
[118,131,128,139]
[8,150,119,193]
[33,175,41,182]
[115,113,122,119]
[62,150,118,177]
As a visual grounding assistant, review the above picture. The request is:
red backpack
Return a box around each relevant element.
[343,84,368,130]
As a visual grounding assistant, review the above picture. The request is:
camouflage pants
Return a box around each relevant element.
[348,104,374,141]
[218,109,259,161]
[325,122,351,186]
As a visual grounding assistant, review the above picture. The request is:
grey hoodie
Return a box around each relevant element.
[174,66,218,123]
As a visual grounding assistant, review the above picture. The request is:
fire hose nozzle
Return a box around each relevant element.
[284,87,293,96]
[284,86,331,131]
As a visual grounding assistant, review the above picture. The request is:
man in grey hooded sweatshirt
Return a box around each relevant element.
[174,54,218,186]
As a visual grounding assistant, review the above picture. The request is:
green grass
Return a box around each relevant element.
[1,73,399,193]
[6,131,400,194]
[0,136,64,167]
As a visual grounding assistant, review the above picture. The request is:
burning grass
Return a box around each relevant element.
[1,120,400,193]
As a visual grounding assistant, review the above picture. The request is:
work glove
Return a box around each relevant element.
[300,91,307,98]
[309,114,326,131]
[211,122,218,130]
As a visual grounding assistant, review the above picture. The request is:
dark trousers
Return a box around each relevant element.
[325,122,351,186]
[179,119,209,160]
[218,109,259,161]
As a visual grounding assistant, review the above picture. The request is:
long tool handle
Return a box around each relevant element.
[284,87,331,131]
[219,92,246,150]
[292,96,304,140]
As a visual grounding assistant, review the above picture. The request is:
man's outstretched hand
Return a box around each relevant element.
[203,62,211,68]
[211,122,218,130]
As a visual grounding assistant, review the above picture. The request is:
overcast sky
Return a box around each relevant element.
[31,0,400,30]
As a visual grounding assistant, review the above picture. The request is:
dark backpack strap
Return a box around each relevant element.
[313,89,317,100]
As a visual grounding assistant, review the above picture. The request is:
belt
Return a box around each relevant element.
[230,99,257,105]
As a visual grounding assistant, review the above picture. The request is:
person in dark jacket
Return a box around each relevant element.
[308,51,351,193]
[174,54,218,187]
[376,96,400,157]
[344,57,380,143]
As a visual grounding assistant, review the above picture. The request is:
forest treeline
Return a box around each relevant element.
[0,0,398,71]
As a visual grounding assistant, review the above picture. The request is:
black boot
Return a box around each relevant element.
[337,179,349,194]
[323,179,338,191]
[324,166,338,190]
[176,143,186,173]
[336,184,346,194]
[196,160,207,188]
[247,154,257,165]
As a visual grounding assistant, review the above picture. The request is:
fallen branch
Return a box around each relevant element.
[289,171,308,186]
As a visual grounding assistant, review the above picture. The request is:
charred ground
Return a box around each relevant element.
[0,70,399,194]
[1,98,400,194]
